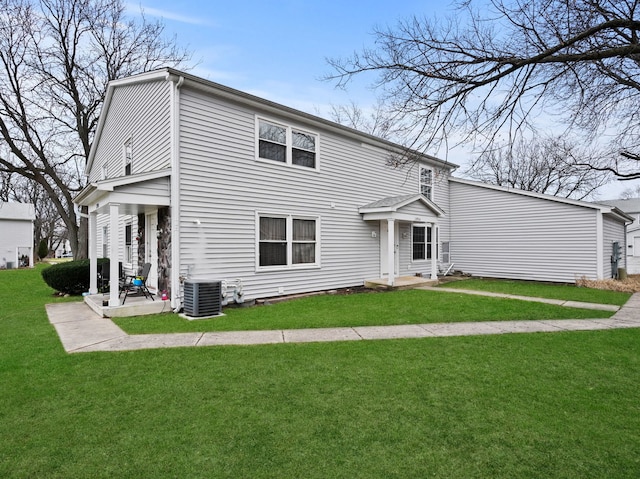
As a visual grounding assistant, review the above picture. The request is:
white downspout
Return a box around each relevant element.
[431,224,438,280]
[169,74,184,312]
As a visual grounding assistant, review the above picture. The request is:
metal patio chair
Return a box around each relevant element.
[120,262,154,304]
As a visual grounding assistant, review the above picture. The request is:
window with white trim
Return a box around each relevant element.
[124,223,133,264]
[419,166,433,199]
[124,137,133,175]
[412,225,433,261]
[102,226,108,258]
[258,215,318,268]
[257,118,317,169]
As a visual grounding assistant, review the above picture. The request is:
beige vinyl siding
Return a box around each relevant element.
[178,87,451,299]
[449,180,599,283]
[89,80,171,182]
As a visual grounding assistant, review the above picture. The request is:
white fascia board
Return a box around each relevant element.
[95,168,171,191]
[359,195,444,217]
[362,212,439,223]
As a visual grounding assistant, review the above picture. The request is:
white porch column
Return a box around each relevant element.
[109,203,121,307]
[430,224,438,280]
[387,219,395,286]
[89,211,98,294]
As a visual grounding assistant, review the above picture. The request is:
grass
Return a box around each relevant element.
[440,278,632,305]
[2,266,640,478]
[113,288,614,334]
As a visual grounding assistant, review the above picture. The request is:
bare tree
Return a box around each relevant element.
[327,0,640,179]
[0,0,191,259]
[327,100,403,140]
[619,184,640,199]
[467,135,611,199]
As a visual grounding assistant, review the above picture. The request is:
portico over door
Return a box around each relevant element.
[359,193,445,286]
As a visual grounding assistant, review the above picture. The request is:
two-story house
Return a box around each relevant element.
[75,68,631,316]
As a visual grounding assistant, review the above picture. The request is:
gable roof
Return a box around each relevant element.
[87,67,459,175]
[359,193,445,217]
[0,202,35,221]
[450,177,634,223]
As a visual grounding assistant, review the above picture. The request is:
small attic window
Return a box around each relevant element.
[124,138,133,175]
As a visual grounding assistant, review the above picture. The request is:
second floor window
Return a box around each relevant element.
[124,138,133,175]
[258,119,317,169]
[420,166,433,199]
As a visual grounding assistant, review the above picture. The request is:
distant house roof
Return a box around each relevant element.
[596,198,640,213]
[0,202,35,221]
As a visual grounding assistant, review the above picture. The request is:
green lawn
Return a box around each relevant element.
[440,278,632,305]
[2,266,640,478]
[114,288,615,335]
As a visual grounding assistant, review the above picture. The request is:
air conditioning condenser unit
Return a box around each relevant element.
[183,280,222,317]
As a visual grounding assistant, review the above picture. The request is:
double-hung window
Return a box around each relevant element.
[257,118,318,169]
[419,166,433,199]
[412,225,433,261]
[258,215,319,269]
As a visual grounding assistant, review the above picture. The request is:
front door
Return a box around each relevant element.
[145,211,158,292]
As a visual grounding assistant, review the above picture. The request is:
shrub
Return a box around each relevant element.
[41,258,109,295]
[37,239,49,260]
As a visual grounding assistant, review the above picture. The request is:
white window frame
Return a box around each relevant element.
[255,212,321,271]
[123,137,133,176]
[419,166,433,200]
[255,116,319,171]
[102,226,108,258]
[124,222,133,266]
[101,163,108,180]
[411,224,433,262]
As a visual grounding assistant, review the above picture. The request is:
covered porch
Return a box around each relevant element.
[75,169,177,316]
[359,193,445,286]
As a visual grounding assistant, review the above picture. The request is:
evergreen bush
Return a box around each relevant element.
[41,258,109,295]
[37,239,49,260]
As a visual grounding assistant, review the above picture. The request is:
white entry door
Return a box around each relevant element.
[145,211,158,292]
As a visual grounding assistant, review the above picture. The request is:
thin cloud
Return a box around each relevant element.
[127,3,214,26]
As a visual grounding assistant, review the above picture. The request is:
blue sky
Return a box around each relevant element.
[125,1,636,199]
[127,1,449,112]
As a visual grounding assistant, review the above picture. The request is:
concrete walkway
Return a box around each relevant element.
[45,292,640,353]
[420,286,622,312]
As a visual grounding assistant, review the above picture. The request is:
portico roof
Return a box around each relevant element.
[359,193,445,222]
[74,169,171,215]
